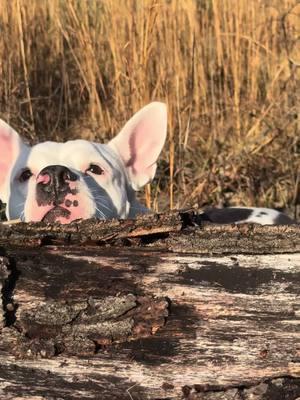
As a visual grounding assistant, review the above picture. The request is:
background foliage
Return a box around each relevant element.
[0,0,299,217]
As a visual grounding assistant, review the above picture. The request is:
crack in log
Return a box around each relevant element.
[0,255,19,327]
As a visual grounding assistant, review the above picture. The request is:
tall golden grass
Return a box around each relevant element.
[0,0,299,216]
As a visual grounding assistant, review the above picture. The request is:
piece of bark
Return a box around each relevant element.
[0,210,299,254]
[0,245,299,399]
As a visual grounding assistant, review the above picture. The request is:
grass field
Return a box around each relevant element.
[0,0,299,218]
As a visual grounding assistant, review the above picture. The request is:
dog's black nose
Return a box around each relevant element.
[39,165,77,187]
[36,165,78,205]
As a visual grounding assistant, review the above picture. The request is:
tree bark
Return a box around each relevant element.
[0,212,299,399]
[0,210,299,254]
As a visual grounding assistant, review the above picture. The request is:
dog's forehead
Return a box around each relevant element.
[28,140,110,170]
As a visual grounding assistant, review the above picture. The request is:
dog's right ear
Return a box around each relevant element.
[0,120,26,202]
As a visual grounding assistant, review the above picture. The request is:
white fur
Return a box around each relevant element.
[243,207,284,225]
[225,206,293,225]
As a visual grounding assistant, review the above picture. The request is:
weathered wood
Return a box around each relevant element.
[0,210,299,254]
[0,356,298,399]
[0,212,299,398]
[0,241,299,399]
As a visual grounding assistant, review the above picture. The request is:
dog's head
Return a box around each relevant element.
[0,102,167,223]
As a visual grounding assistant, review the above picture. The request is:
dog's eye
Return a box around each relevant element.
[86,164,104,175]
[19,168,32,182]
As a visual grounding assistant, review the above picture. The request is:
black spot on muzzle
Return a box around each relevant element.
[36,165,78,206]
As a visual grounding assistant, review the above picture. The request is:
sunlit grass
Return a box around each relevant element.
[0,0,299,218]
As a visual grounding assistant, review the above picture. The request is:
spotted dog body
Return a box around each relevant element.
[201,207,295,225]
[0,102,296,225]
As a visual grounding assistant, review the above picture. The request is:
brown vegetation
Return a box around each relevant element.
[0,0,299,217]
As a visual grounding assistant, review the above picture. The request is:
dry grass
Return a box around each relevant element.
[0,0,299,218]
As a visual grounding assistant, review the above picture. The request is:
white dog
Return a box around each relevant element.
[0,102,295,225]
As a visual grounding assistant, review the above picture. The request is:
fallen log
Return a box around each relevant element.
[0,211,299,399]
[0,210,299,254]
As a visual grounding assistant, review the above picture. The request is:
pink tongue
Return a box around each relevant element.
[42,207,71,223]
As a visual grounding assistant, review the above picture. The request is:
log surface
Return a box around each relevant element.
[0,210,299,254]
[0,213,299,399]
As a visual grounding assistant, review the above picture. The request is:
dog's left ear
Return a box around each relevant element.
[0,120,27,202]
[108,102,167,190]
